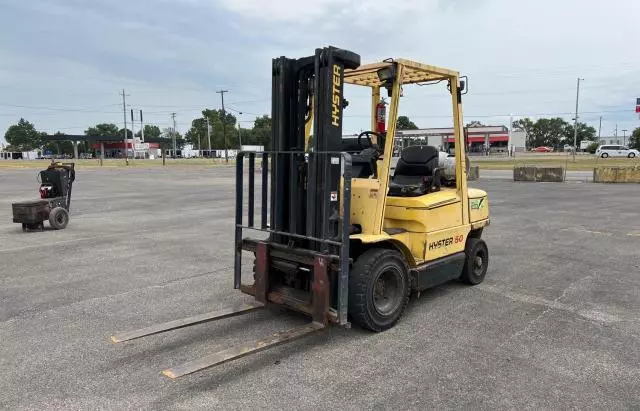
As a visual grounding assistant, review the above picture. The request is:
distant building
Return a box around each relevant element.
[597,136,629,146]
[393,125,526,154]
[91,137,160,159]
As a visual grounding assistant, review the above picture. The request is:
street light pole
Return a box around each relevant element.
[572,77,583,162]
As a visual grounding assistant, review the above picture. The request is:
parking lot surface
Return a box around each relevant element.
[1,166,639,410]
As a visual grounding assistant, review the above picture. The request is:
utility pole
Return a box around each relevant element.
[598,116,602,140]
[216,90,229,163]
[508,113,513,157]
[622,129,628,146]
[206,117,212,158]
[615,124,618,143]
[120,89,130,165]
[130,108,135,159]
[140,110,145,142]
[238,124,242,148]
[572,78,583,162]
[171,112,177,158]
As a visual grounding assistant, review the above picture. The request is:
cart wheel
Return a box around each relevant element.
[49,207,69,230]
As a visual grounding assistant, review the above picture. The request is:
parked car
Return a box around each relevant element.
[595,145,639,158]
[534,146,553,152]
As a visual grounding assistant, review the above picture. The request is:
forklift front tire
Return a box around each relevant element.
[348,248,410,332]
[49,207,69,230]
[459,238,488,285]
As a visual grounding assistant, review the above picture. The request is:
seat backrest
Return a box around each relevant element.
[39,168,69,197]
[394,145,439,177]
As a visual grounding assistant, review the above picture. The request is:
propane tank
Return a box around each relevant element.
[438,151,470,182]
[375,99,386,134]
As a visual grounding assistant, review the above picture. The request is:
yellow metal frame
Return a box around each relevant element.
[343,58,489,267]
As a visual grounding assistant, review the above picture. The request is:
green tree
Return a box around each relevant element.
[513,117,567,149]
[249,115,272,148]
[135,124,161,139]
[586,141,599,154]
[629,127,640,150]
[397,115,418,130]
[185,118,208,149]
[185,109,237,149]
[85,123,119,136]
[161,128,185,150]
[117,128,133,139]
[466,120,485,128]
[4,118,42,151]
[561,122,597,148]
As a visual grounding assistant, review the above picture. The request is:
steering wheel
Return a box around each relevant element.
[357,131,381,151]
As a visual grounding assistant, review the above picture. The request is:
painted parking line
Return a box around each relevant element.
[561,228,640,237]
[561,227,612,236]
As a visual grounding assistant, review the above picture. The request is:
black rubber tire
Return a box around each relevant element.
[628,153,636,158]
[49,207,69,230]
[601,153,608,158]
[348,248,410,332]
[460,238,489,285]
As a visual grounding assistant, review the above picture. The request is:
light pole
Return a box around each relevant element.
[622,129,628,146]
[572,77,584,162]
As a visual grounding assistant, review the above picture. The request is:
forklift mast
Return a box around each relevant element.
[271,47,360,253]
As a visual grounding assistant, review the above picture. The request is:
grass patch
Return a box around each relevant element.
[0,158,236,169]
[472,155,640,171]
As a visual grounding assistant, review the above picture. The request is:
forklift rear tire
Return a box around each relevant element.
[49,207,69,230]
[459,238,488,285]
[349,248,410,332]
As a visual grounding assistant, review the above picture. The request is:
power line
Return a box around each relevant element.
[0,103,121,113]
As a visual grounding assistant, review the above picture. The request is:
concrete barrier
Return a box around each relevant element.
[535,167,565,182]
[513,166,536,181]
[593,166,640,183]
[514,166,565,182]
[468,165,479,181]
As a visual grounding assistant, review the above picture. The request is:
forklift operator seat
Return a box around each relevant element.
[388,145,441,197]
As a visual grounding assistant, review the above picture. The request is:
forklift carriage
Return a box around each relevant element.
[12,162,75,231]
[111,46,490,379]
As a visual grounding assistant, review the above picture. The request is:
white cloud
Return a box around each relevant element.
[214,0,441,25]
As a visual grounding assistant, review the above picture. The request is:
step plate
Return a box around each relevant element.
[111,303,264,343]
[162,322,325,379]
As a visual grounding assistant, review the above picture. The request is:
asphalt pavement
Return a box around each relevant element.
[1,166,639,410]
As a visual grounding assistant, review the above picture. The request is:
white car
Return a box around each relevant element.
[595,145,639,158]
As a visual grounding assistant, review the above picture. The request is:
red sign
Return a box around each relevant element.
[636,105,640,113]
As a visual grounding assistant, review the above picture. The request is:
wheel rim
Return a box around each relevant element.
[373,268,402,316]
[55,212,66,225]
[473,248,487,277]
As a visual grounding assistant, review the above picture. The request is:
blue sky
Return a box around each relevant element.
[1,0,639,145]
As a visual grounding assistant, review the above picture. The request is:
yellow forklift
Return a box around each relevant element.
[111,46,490,378]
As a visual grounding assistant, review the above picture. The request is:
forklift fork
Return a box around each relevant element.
[110,243,331,379]
[110,303,264,343]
